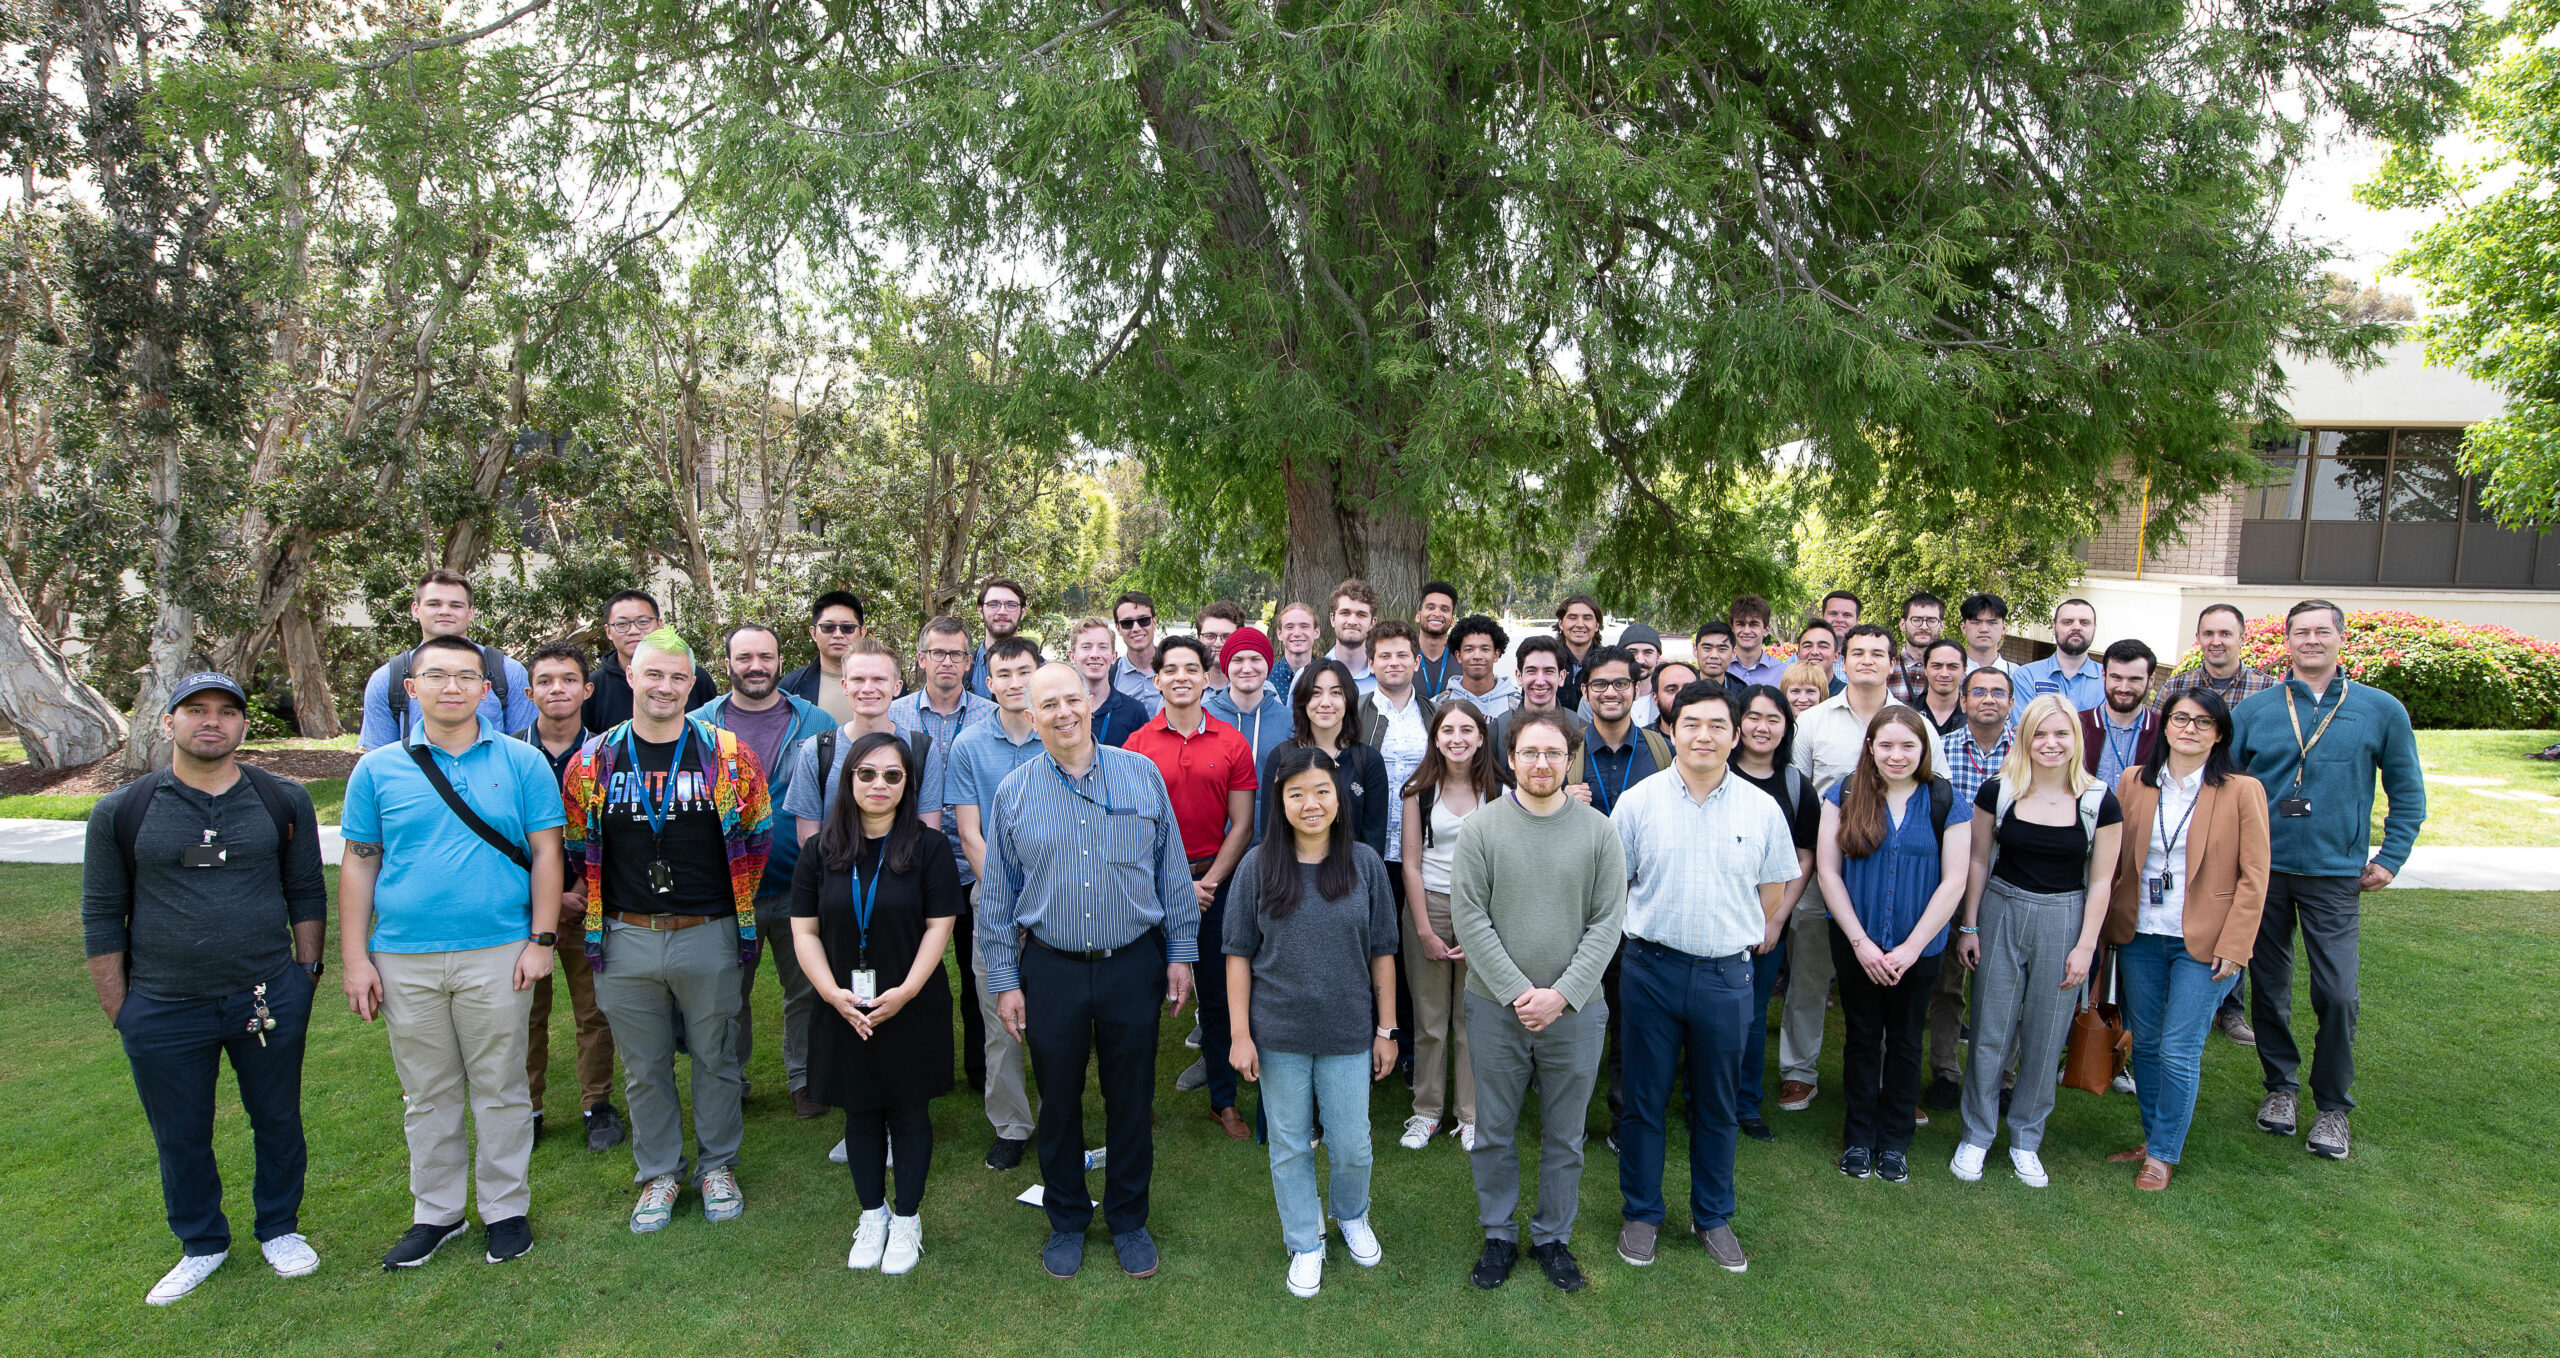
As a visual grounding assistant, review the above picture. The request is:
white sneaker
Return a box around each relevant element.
[1949,1142,1988,1182]
[882,1214,923,1275]
[2111,1071,2137,1095]
[847,1206,890,1270]
[828,1139,849,1165]
[1336,1215,1382,1267]
[1286,1247,1324,1298]
[260,1233,318,1278]
[146,1251,226,1305]
[1399,1114,1438,1150]
[2010,1147,2050,1188]
[1457,1122,1477,1152]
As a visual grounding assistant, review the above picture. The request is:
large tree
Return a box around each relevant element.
[566,0,2464,619]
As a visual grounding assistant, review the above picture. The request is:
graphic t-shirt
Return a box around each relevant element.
[601,733,732,915]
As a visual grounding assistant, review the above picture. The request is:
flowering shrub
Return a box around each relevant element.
[2179,610,2560,729]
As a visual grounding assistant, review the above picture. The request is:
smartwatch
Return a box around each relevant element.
[301,959,324,979]
[531,931,559,947]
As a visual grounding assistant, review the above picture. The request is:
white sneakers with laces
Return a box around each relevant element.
[1286,1248,1324,1298]
[883,1214,923,1274]
[2010,1147,2050,1188]
[261,1233,319,1278]
[1949,1142,1988,1182]
[1336,1216,1382,1267]
[145,1251,227,1306]
[848,1206,891,1270]
[631,1173,682,1233]
[1458,1122,1477,1152]
[1399,1114,1437,1150]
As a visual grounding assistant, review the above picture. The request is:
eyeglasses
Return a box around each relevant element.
[1585,678,1636,693]
[1964,687,2010,699]
[606,617,660,635]
[851,766,907,785]
[2164,712,2218,730]
[1117,614,1154,630]
[921,648,970,665]
[980,600,1024,612]
[1514,749,1570,764]
[815,622,862,636]
[413,670,487,688]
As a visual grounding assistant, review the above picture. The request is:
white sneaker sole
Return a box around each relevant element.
[1949,1154,1985,1183]
[268,1254,320,1279]
[2011,1162,2050,1188]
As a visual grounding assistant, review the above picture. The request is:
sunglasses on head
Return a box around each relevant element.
[851,766,906,785]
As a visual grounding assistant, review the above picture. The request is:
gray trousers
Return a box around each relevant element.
[1778,892,1835,1083]
[594,917,746,1181]
[735,897,814,1092]
[2252,873,2362,1113]
[1959,879,2087,1152]
[1465,990,1607,1247]
[972,887,1034,1141]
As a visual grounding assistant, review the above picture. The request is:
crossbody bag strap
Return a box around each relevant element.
[406,742,533,871]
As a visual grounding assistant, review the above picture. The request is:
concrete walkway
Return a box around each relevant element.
[0,819,2547,886]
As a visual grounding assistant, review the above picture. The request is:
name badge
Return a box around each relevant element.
[647,860,676,894]
[848,969,879,1005]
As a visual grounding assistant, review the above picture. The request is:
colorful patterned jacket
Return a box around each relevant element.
[561,714,773,971]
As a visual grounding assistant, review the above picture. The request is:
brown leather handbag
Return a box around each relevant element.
[2063,946,2130,1096]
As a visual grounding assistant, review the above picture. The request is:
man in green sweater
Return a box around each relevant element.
[2227,600,2425,1163]
[1450,711,1627,1295]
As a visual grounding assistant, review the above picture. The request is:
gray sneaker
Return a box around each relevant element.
[1615,1220,1658,1267]
[2257,1089,2299,1137]
[1174,1058,1209,1093]
[1693,1222,1750,1274]
[2307,1109,2351,1160]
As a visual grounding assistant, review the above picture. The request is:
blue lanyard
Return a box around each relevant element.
[1418,647,1453,696]
[2104,718,2141,772]
[1095,710,1115,746]
[621,722,691,835]
[852,845,884,962]
[1048,753,1115,814]
[1591,741,1639,814]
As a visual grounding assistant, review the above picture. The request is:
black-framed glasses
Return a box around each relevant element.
[1585,678,1636,693]
[921,648,970,665]
[1117,614,1154,629]
[2164,712,2217,730]
[606,617,660,635]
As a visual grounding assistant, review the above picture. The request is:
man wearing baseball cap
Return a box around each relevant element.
[83,673,328,1304]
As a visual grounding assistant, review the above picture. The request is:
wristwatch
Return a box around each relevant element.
[531,931,558,947]
[1375,1026,1396,1040]
[301,959,324,979]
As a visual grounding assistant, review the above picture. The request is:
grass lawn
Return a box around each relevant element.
[5,866,2554,1356]
[2384,729,2560,847]
[0,779,347,824]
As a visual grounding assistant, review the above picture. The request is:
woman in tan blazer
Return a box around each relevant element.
[2103,687,2269,1191]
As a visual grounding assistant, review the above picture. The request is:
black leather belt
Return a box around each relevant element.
[1030,934,1138,963]
[1628,935,1748,965]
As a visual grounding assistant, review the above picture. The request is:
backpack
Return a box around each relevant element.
[113,765,298,914]
[387,641,511,738]
[1568,726,1673,788]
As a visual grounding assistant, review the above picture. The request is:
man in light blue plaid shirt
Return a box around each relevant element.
[1942,665,2018,805]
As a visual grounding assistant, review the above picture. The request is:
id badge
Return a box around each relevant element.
[2276,797,2313,819]
[849,969,879,1005]
[2148,873,2170,906]
[180,843,226,869]
[647,859,675,894]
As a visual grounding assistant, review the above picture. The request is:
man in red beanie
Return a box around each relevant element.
[1207,625,1293,814]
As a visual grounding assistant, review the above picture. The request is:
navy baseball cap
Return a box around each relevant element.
[166,672,249,712]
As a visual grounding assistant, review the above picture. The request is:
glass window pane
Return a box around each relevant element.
[2244,433,2305,520]
[2388,452,2463,523]
[2307,430,2389,522]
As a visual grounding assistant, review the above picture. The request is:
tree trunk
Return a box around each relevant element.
[1281,451,1430,626]
[0,555,126,768]
[121,418,195,773]
[279,593,340,739]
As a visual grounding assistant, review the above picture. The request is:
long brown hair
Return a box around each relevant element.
[1402,698,1508,803]
[1837,707,1941,859]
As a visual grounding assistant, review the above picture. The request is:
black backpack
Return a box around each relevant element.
[113,765,298,907]
[386,641,511,737]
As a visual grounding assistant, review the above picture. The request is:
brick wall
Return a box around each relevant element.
[2081,485,2243,579]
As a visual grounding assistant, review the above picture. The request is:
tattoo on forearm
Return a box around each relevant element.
[346,842,382,858]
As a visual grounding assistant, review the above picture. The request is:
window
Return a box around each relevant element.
[2244,436,2305,520]
[2305,430,2388,522]
[2237,426,2556,588]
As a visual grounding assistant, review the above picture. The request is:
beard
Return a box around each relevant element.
[2108,692,2146,716]
[2058,634,2091,658]
[733,671,779,700]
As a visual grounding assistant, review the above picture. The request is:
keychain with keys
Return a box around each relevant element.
[246,982,276,1047]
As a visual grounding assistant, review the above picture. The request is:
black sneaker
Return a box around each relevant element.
[1924,1076,1962,1111]
[1603,1128,1620,1156]
[1875,1150,1910,1183]
[529,1109,546,1143]
[484,1216,532,1263]
[1528,1241,1587,1293]
[1838,1146,1873,1179]
[1469,1237,1520,1289]
[584,1102,626,1152]
[381,1220,468,1270]
[985,1136,1029,1171]
[1738,1116,1775,1143]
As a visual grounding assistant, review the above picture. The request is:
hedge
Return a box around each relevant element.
[2180,609,2560,730]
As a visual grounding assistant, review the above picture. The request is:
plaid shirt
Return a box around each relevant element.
[1941,725,2013,805]
[2158,663,2278,710]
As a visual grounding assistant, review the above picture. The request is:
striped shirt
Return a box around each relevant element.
[1613,768,1801,958]
[977,744,1197,994]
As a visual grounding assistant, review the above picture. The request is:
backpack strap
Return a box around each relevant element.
[239,765,297,847]
[1782,766,1806,817]
[386,650,412,739]
[815,728,837,793]
[1927,775,1953,842]
[2077,784,2107,855]
[909,728,933,774]
[114,769,173,914]
[1638,727,1672,772]
[1418,782,1438,850]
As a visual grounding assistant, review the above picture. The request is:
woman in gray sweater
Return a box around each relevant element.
[1225,745,1402,1300]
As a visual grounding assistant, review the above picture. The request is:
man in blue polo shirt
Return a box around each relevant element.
[2014,598,2104,712]
[948,636,1051,1170]
[339,634,568,1271]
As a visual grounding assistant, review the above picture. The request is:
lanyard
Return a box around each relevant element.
[1048,753,1116,815]
[1418,647,1453,696]
[2103,717,2142,773]
[2155,775,2202,868]
[852,844,884,964]
[1591,741,1639,814]
[1095,709,1115,746]
[2281,679,2349,793]
[1960,735,2003,783]
[622,722,691,837]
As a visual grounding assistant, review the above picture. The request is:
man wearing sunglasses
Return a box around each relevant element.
[583,589,716,731]
[1110,591,1166,716]
[779,591,871,722]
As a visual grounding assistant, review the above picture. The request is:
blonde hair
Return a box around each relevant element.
[1780,660,1829,693]
[1998,693,2098,799]
[1070,615,1117,646]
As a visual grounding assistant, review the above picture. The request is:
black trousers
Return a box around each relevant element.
[844,1103,933,1216]
[952,901,986,1090]
[1829,925,1941,1154]
[1387,868,1414,1072]
[1021,931,1164,1235]
[1600,942,1627,1126]
[118,964,315,1255]
[1192,875,1239,1111]
[2251,873,2362,1112]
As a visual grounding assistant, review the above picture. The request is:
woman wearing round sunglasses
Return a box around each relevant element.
[790,732,961,1274]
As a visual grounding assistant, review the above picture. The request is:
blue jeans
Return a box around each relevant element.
[117,965,315,1255]
[1617,940,1751,1230]
[1741,937,1787,1119]
[2117,933,2239,1164]
[1259,1050,1374,1254]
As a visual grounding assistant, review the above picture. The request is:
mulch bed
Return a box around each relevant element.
[0,746,360,798]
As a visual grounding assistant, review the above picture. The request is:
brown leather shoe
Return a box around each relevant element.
[1211,1106,1250,1140]
[2106,1144,2149,1164]
[791,1086,825,1120]
[1777,1081,1816,1112]
[1912,1108,1929,1126]
[2135,1158,2173,1191]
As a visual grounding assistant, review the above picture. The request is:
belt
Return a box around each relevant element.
[1628,935,1749,966]
[607,910,736,932]
[1188,855,1217,881]
[1029,932,1147,963]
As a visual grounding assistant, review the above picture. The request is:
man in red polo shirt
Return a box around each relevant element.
[1123,634,1258,1138]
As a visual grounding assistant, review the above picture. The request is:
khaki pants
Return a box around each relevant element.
[973,907,1035,1141]
[1403,890,1474,1125]
[527,934,616,1112]
[1778,891,1837,1084]
[1928,953,1969,1084]
[376,943,536,1225]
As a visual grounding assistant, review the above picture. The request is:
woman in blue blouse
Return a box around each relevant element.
[1814,707,1974,1184]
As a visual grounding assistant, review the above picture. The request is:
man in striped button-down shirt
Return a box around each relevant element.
[982,664,1196,1283]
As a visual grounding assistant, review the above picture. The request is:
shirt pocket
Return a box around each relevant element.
[1100,812,1164,885]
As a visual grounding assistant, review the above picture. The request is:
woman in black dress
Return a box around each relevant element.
[1257,659,1389,857]
[789,730,961,1275]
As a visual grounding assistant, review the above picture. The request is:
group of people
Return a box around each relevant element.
[81,570,2425,1305]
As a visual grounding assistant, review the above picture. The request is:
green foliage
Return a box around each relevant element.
[2366,0,2560,526]
[1797,470,2099,624]
[2215,608,2560,728]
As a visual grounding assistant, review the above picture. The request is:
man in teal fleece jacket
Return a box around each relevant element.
[2226,600,2425,1164]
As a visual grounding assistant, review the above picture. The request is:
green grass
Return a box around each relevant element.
[0,779,346,824]
[2381,729,2560,847]
[4,865,2553,1356]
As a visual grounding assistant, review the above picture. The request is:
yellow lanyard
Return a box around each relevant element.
[2281,678,2349,793]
